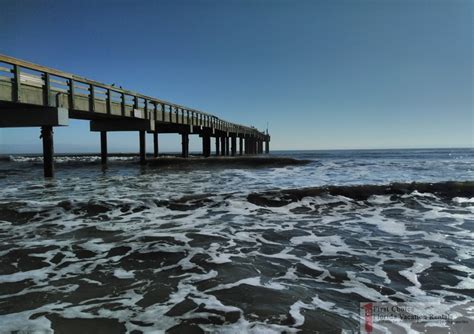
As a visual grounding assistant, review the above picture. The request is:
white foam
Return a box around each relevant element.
[113,268,135,279]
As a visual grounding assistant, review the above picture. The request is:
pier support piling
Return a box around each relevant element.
[202,135,211,157]
[215,137,220,156]
[265,140,270,154]
[139,130,146,164]
[239,137,243,156]
[181,133,189,158]
[220,136,226,156]
[41,126,54,177]
[226,137,230,156]
[231,136,237,156]
[153,132,159,158]
[100,131,107,165]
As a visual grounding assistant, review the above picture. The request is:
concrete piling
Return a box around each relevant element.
[181,133,189,158]
[203,135,211,157]
[231,136,237,156]
[215,137,220,156]
[239,137,243,156]
[100,131,107,165]
[139,130,146,164]
[220,136,226,156]
[41,126,54,177]
[153,132,159,158]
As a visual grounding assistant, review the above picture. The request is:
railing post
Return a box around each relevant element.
[44,73,51,106]
[134,95,139,110]
[106,88,112,114]
[144,99,148,119]
[13,64,21,102]
[90,84,96,112]
[69,79,75,109]
[121,93,125,116]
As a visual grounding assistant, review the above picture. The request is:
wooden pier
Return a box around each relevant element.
[0,54,270,177]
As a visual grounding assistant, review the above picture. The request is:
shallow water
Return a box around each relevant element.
[0,148,473,333]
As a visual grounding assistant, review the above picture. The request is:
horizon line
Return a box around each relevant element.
[0,146,472,156]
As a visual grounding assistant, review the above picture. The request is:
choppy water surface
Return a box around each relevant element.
[0,149,473,333]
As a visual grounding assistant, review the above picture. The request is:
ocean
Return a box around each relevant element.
[0,148,472,333]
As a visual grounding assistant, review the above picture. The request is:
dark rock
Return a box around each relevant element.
[165,298,199,316]
[166,323,204,334]
[107,246,132,257]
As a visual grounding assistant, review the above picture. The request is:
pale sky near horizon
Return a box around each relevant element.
[0,0,472,153]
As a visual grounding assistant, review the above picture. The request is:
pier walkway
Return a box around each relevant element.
[0,54,270,176]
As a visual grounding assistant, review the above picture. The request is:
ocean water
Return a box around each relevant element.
[0,148,472,333]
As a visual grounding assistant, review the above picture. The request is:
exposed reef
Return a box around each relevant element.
[247,181,474,207]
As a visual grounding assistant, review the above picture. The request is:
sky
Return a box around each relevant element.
[0,0,472,153]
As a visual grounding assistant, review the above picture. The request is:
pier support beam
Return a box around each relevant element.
[202,135,211,157]
[91,119,154,132]
[231,136,237,156]
[181,133,189,158]
[239,137,243,156]
[265,140,270,154]
[153,132,159,158]
[215,137,220,156]
[220,136,226,156]
[139,130,146,164]
[100,131,107,165]
[41,126,54,177]
[0,107,68,127]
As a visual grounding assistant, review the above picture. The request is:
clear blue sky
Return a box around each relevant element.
[0,0,472,153]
